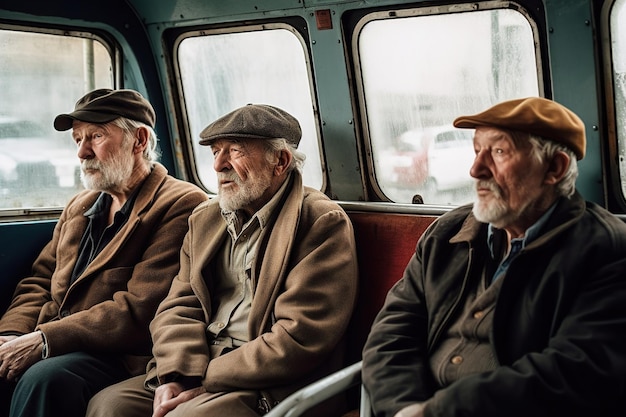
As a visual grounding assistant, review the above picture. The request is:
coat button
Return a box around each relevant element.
[60,310,70,317]
[451,355,463,365]
[473,310,485,319]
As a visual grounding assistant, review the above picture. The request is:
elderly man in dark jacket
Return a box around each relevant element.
[86,104,358,417]
[0,89,207,417]
[362,97,626,417]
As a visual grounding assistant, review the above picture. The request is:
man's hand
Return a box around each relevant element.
[0,332,43,381]
[0,335,18,346]
[152,381,206,417]
[394,402,427,417]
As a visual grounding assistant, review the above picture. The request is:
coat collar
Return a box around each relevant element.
[448,192,586,249]
[250,171,303,333]
[72,163,169,283]
[189,171,305,333]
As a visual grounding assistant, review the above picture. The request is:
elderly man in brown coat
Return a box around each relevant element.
[0,89,208,417]
[86,104,359,417]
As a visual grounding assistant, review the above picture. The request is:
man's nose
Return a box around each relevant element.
[469,151,490,179]
[213,151,232,172]
[76,140,93,160]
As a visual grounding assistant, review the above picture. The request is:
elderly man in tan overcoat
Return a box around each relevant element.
[0,89,208,417]
[87,104,359,417]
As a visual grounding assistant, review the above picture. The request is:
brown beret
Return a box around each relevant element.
[54,88,156,131]
[453,97,586,160]
[199,104,302,146]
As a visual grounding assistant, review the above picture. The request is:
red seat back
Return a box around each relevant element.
[345,211,437,364]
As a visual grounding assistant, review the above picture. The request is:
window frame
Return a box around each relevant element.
[0,23,119,222]
[167,18,325,195]
[601,0,626,211]
[346,0,545,204]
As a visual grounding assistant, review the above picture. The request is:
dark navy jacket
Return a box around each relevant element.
[363,193,626,417]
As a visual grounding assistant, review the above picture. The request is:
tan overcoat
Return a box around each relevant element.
[146,172,359,411]
[0,163,208,374]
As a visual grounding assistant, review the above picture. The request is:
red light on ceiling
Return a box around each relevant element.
[315,9,333,30]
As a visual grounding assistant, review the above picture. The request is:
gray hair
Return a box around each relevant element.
[509,130,578,198]
[263,138,306,173]
[110,117,160,167]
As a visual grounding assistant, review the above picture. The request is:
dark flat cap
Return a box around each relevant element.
[199,104,302,146]
[54,88,156,131]
[453,97,586,160]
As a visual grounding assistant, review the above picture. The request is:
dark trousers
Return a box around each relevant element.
[1,351,131,417]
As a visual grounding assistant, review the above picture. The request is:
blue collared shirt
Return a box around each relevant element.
[488,203,556,282]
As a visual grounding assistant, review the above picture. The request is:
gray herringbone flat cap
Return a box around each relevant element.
[199,104,302,146]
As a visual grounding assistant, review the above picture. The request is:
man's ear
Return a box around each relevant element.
[133,126,149,154]
[544,150,570,185]
[274,149,293,176]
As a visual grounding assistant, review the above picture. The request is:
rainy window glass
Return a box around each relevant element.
[358,7,539,205]
[610,0,626,198]
[178,27,322,194]
[0,29,113,211]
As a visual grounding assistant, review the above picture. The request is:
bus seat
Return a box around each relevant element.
[344,211,437,365]
[0,221,55,313]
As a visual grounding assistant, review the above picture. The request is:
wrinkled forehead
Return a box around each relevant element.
[208,137,269,153]
[71,120,122,136]
[473,126,532,149]
[208,137,244,148]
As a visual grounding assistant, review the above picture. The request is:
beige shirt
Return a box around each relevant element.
[207,177,290,355]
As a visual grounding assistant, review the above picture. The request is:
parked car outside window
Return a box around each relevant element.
[379,125,475,203]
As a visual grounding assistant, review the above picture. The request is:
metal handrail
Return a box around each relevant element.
[264,361,369,417]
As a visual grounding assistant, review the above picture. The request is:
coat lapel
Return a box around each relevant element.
[53,196,96,299]
[190,202,228,312]
[248,172,303,335]
[69,164,167,286]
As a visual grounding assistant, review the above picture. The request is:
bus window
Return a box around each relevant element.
[610,0,626,199]
[0,28,113,212]
[355,4,540,205]
[176,25,323,194]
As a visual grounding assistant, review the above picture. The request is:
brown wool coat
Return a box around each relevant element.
[146,172,359,410]
[0,163,208,375]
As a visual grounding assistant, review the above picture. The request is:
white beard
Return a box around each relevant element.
[218,168,273,213]
[80,142,134,192]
